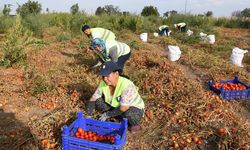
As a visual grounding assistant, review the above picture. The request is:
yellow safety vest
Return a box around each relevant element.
[91,28,116,41]
[105,41,130,60]
[178,23,186,27]
[99,76,144,109]
[159,25,169,31]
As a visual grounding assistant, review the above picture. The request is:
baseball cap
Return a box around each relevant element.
[99,61,121,76]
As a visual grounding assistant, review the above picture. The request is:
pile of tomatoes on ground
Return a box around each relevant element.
[212,82,247,91]
[73,127,115,144]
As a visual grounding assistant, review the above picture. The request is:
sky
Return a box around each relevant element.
[0,0,249,17]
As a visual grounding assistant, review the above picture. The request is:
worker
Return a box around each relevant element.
[86,61,145,132]
[158,25,170,36]
[82,24,116,42]
[174,22,187,32]
[89,38,131,70]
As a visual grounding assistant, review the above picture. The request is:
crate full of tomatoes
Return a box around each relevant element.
[209,76,250,100]
[62,112,128,150]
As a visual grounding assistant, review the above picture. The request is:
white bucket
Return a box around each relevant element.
[167,45,181,61]
[153,32,159,37]
[140,33,148,42]
[207,34,215,44]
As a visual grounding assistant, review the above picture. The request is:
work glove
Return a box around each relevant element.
[99,113,110,121]
[85,115,92,118]
[86,101,95,116]
[93,61,102,68]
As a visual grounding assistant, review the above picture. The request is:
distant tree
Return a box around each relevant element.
[205,11,213,17]
[232,10,242,17]
[95,7,104,15]
[141,6,159,16]
[95,5,121,15]
[16,0,41,17]
[122,11,130,16]
[105,5,120,15]
[163,12,169,17]
[241,8,250,17]
[163,10,177,17]
[3,4,11,16]
[70,3,79,15]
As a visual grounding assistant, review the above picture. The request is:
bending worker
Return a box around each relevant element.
[174,22,187,32]
[82,24,116,41]
[158,25,170,36]
[90,38,131,70]
[86,61,145,132]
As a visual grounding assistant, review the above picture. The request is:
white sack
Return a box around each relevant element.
[230,47,248,67]
[167,45,181,61]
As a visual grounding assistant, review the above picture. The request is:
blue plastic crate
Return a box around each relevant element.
[62,112,128,150]
[209,76,250,100]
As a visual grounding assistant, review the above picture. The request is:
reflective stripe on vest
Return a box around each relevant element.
[91,28,115,41]
[99,76,144,109]
[105,41,130,59]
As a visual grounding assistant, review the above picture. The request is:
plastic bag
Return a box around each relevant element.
[186,29,193,36]
[199,32,207,41]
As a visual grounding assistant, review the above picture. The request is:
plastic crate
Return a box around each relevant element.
[62,112,128,150]
[209,76,250,100]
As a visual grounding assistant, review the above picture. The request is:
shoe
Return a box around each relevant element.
[93,61,102,68]
[129,125,141,132]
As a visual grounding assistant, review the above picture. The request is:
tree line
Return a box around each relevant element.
[2,0,250,18]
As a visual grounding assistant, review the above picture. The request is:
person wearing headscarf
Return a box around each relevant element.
[90,38,131,70]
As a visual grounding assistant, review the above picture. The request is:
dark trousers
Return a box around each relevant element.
[180,25,186,32]
[159,28,169,36]
[117,52,131,70]
[95,97,143,126]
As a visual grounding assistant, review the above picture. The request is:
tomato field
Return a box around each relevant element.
[0,14,249,150]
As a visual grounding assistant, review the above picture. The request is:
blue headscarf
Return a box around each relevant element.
[90,38,108,59]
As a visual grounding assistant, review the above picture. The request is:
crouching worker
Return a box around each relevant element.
[174,22,187,32]
[158,25,170,36]
[86,61,145,132]
[90,38,131,70]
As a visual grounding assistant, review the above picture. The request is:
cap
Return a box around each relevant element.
[99,61,121,76]
[82,24,90,32]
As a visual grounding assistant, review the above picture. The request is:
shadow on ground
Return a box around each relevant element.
[61,51,97,67]
[0,109,38,150]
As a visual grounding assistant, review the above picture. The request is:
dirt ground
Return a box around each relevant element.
[0,27,249,150]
